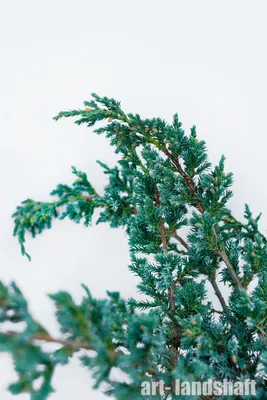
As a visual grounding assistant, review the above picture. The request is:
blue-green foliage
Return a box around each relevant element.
[0,94,266,398]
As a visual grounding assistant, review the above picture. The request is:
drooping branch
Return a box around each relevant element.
[4,331,94,352]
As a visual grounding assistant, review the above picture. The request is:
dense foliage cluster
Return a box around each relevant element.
[1,94,266,399]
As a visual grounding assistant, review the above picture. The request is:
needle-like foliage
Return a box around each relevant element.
[1,94,266,399]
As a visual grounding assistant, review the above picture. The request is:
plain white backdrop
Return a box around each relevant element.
[1,1,267,398]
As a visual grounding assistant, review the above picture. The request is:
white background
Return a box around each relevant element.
[1,1,267,398]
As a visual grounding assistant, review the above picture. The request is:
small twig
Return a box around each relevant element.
[209,276,228,314]
[211,308,223,315]
[172,232,189,250]
[84,194,99,201]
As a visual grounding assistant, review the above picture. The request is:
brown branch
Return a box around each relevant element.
[172,232,189,250]
[161,144,244,292]
[5,331,94,351]
[218,250,243,291]
[159,221,168,256]
[211,308,223,315]
[163,147,205,214]
[84,194,99,201]
[156,192,174,311]
[209,275,228,314]
[156,190,179,370]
